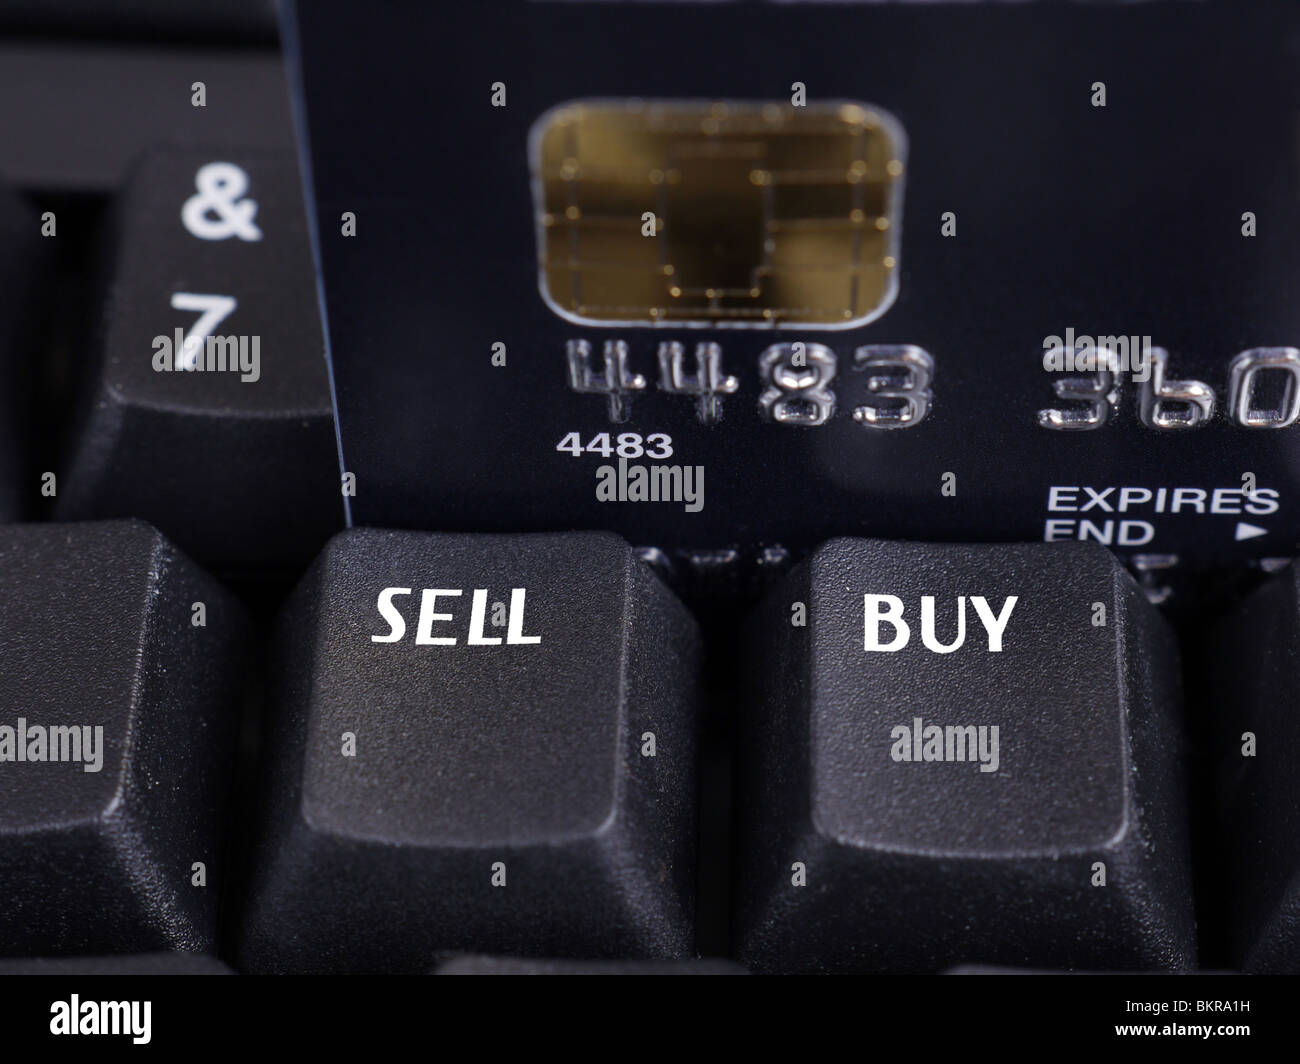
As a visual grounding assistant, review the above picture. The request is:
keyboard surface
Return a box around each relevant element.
[0,1,1294,1020]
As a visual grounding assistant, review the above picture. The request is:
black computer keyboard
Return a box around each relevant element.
[0,0,1290,1048]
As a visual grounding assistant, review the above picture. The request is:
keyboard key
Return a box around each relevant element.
[0,46,291,192]
[0,520,246,956]
[734,538,1195,973]
[1208,563,1300,972]
[435,955,746,975]
[54,147,340,570]
[240,530,702,973]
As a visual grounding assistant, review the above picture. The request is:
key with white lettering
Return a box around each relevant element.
[54,147,340,570]
[0,520,246,956]
[734,538,1194,973]
[239,529,701,973]
[1206,562,1300,972]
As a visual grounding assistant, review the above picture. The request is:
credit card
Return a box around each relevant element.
[285,0,1300,601]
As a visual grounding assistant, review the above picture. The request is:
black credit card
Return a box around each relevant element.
[285,0,1300,598]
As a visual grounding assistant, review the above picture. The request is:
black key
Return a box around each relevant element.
[240,530,701,973]
[0,520,246,956]
[0,46,291,192]
[0,953,233,975]
[734,538,1195,974]
[55,147,340,570]
[435,955,746,975]
[1208,563,1300,972]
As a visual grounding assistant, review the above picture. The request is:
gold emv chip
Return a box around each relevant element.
[530,99,905,328]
